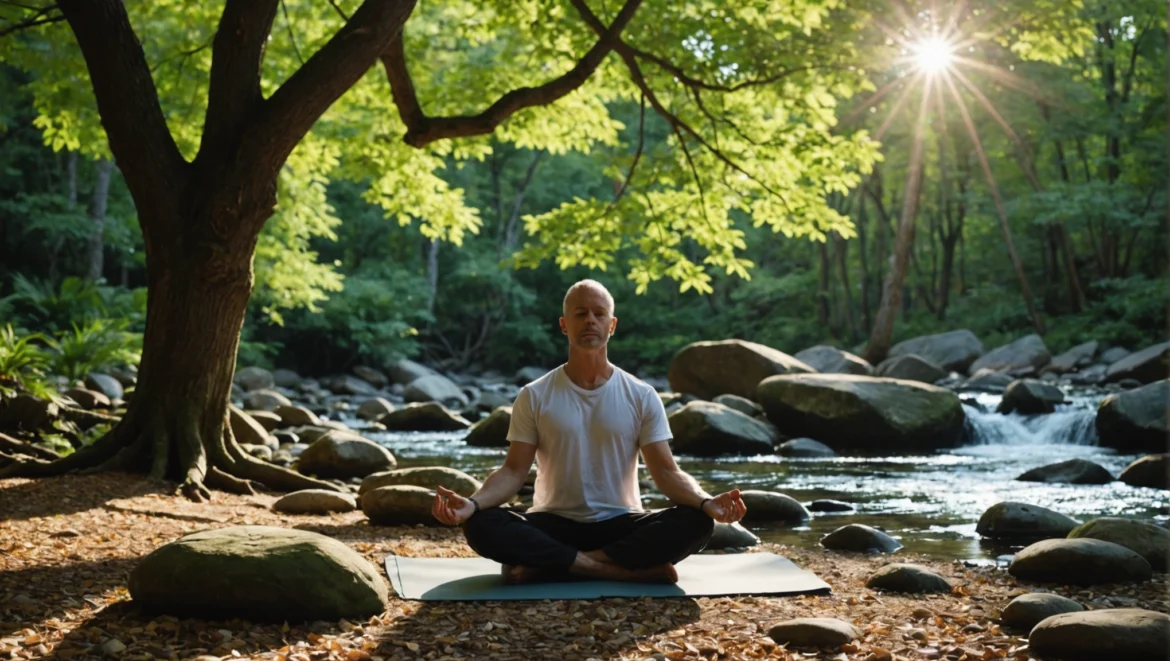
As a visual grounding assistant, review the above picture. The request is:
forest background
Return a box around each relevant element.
[1,0,1165,382]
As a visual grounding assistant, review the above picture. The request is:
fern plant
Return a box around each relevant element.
[0,324,53,399]
[45,318,142,381]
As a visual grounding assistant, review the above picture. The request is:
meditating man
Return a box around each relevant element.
[432,279,748,584]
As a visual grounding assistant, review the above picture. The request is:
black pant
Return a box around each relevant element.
[462,506,714,571]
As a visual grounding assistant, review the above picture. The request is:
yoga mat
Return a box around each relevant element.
[385,552,831,601]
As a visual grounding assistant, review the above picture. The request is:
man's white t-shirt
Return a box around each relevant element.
[507,365,672,522]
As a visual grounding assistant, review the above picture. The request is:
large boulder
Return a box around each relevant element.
[1000,593,1084,630]
[962,369,1014,393]
[272,490,358,514]
[63,388,110,410]
[361,485,436,525]
[405,374,470,407]
[1029,609,1170,661]
[1120,454,1170,490]
[756,374,966,450]
[820,524,902,554]
[1068,517,1170,571]
[388,359,438,385]
[997,379,1065,415]
[271,368,302,389]
[875,354,947,384]
[515,366,549,385]
[1008,538,1152,585]
[1045,341,1099,374]
[464,406,511,446]
[128,526,388,621]
[975,502,1079,540]
[793,345,873,376]
[275,405,320,428]
[296,431,397,479]
[888,330,984,373]
[1105,341,1170,384]
[0,395,58,431]
[328,375,378,396]
[968,334,1051,375]
[667,339,815,401]
[668,401,778,456]
[359,466,482,497]
[234,366,274,392]
[739,490,810,524]
[1095,380,1168,453]
[352,366,388,388]
[1016,459,1113,485]
[865,564,952,593]
[380,402,472,432]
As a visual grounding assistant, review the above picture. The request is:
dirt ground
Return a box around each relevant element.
[1,473,1167,661]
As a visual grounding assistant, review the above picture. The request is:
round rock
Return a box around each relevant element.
[821,524,902,554]
[1000,593,1084,630]
[380,402,472,432]
[767,618,860,648]
[464,406,511,447]
[1119,454,1170,490]
[1016,459,1114,485]
[739,490,810,524]
[712,393,764,418]
[128,526,388,621]
[356,397,396,422]
[706,522,760,551]
[1068,517,1170,571]
[997,379,1066,415]
[865,563,952,593]
[668,401,778,456]
[1030,608,1170,661]
[361,485,436,526]
[975,502,1080,540]
[273,489,357,514]
[1008,538,1152,586]
[776,438,837,458]
[297,431,396,479]
[359,466,482,497]
[808,499,854,513]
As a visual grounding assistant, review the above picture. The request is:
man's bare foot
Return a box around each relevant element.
[628,563,679,584]
[501,564,563,585]
[570,552,679,584]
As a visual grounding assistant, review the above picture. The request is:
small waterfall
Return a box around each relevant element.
[963,404,1099,446]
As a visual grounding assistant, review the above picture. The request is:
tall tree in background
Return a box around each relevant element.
[0,0,877,498]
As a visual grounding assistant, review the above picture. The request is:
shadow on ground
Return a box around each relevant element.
[0,472,169,520]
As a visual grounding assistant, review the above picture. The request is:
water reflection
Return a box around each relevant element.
[362,415,1169,562]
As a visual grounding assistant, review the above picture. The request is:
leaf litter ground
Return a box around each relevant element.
[1,473,1167,661]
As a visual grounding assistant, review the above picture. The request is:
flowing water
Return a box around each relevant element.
[360,389,1168,563]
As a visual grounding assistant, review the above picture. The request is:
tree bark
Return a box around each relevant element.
[864,91,930,365]
[86,158,113,282]
[817,239,831,330]
[425,238,439,316]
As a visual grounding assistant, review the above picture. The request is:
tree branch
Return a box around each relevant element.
[382,0,644,148]
[198,0,280,165]
[0,5,64,38]
[56,0,188,219]
[627,44,839,93]
[247,0,417,178]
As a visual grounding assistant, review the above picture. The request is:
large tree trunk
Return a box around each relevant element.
[864,92,930,365]
[86,158,113,282]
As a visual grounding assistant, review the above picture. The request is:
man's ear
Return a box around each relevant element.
[559,317,568,334]
[610,316,618,333]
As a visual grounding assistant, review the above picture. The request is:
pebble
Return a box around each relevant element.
[99,639,126,655]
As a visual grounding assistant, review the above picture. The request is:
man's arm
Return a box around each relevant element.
[470,441,537,509]
[640,441,709,508]
[641,441,747,523]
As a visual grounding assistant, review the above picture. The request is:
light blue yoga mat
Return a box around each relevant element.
[385,552,831,601]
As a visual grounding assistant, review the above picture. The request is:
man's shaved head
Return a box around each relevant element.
[562,279,614,316]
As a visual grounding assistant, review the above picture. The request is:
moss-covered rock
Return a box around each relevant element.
[464,406,511,447]
[1096,380,1168,453]
[668,401,778,456]
[128,526,388,622]
[667,339,814,401]
[297,431,396,479]
[360,466,481,497]
[1068,517,1170,571]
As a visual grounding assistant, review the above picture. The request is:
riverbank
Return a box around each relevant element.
[2,473,1167,660]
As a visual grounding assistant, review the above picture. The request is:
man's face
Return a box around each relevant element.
[560,286,617,350]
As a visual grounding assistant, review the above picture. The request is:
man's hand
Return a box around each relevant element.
[701,489,747,523]
[432,485,477,525]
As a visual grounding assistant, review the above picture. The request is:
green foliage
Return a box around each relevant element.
[0,324,53,399]
[0,275,146,334]
[44,318,141,381]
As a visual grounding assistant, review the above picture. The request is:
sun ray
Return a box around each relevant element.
[949,66,1042,189]
[876,72,925,141]
[940,70,1044,333]
[939,0,971,43]
[951,56,1060,105]
[840,76,911,127]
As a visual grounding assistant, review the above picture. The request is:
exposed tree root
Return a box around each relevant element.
[58,407,120,431]
[0,433,61,461]
[1,409,347,503]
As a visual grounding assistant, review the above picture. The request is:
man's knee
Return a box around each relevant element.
[461,508,510,550]
[667,505,714,539]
